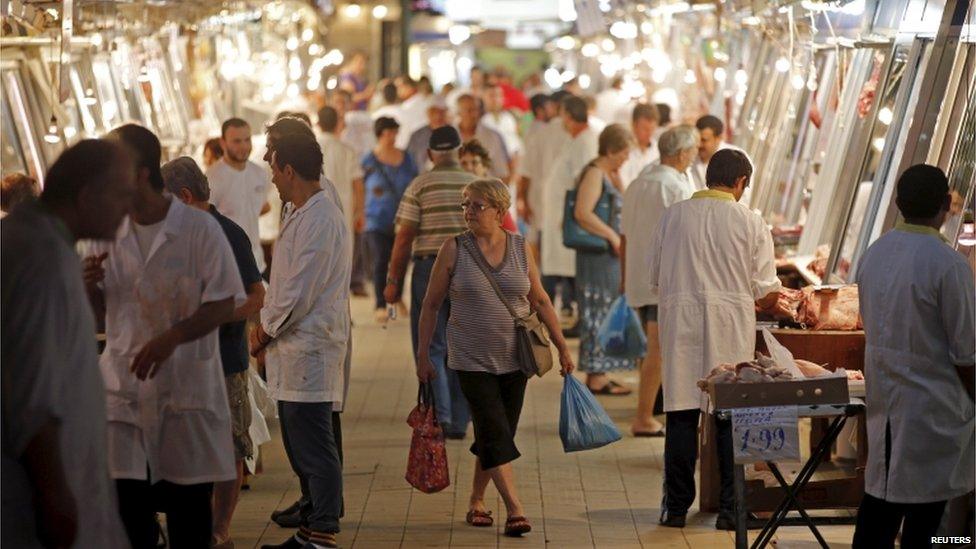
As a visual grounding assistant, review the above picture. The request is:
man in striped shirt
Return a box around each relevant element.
[384,126,475,438]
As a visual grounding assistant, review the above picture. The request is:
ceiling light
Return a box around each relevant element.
[343,3,362,17]
[775,57,791,72]
[578,74,591,89]
[878,107,893,125]
[581,43,600,57]
[556,35,576,50]
[372,4,389,18]
[601,38,615,52]
[449,25,471,45]
[713,67,727,82]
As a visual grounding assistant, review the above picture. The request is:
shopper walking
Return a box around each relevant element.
[620,125,699,436]
[318,105,365,283]
[384,126,474,438]
[161,157,266,549]
[649,149,781,530]
[456,94,511,182]
[252,132,351,549]
[207,117,272,273]
[852,165,974,549]
[539,95,596,323]
[405,97,450,173]
[415,178,573,536]
[572,124,637,394]
[88,124,244,548]
[363,116,418,322]
[3,139,134,549]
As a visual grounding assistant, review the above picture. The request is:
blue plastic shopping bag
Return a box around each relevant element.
[559,375,622,452]
[597,295,647,359]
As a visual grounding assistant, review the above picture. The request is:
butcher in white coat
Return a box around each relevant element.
[852,164,974,549]
[88,125,244,547]
[648,149,781,530]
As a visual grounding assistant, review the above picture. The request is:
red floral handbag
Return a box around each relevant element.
[405,383,450,493]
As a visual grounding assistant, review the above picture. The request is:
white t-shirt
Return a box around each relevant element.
[206,159,270,273]
[396,93,432,150]
[2,203,129,549]
[620,140,660,190]
[131,219,164,260]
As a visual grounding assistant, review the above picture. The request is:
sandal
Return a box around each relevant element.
[588,380,632,396]
[465,509,493,527]
[504,515,532,537]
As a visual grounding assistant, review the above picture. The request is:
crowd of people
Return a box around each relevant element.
[1,54,972,549]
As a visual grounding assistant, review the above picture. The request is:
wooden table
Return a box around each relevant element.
[699,328,866,513]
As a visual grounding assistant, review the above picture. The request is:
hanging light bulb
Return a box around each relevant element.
[137,66,151,83]
[878,107,893,125]
[343,3,362,17]
[713,67,727,82]
[301,28,314,42]
[44,115,60,144]
[372,4,388,18]
[775,57,791,73]
[82,87,98,106]
[683,69,697,84]
[735,69,748,85]
[791,73,805,89]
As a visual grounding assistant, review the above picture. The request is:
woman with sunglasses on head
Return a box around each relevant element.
[459,140,519,233]
[415,178,574,537]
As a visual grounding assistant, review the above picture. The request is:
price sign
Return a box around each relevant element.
[731,406,799,463]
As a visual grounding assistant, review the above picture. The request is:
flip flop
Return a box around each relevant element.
[588,380,632,396]
[504,516,532,537]
[465,509,493,527]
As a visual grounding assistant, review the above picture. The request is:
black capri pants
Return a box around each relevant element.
[455,370,528,469]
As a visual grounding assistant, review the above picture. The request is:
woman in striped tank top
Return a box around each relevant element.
[415,178,574,537]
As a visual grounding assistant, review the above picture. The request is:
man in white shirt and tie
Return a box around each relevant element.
[252,132,351,549]
[207,118,272,273]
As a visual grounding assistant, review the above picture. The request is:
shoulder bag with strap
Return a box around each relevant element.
[458,233,554,378]
[562,162,613,252]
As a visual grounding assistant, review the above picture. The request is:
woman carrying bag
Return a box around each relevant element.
[415,178,574,536]
[568,124,638,395]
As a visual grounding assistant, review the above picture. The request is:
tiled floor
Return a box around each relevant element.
[230,296,855,548]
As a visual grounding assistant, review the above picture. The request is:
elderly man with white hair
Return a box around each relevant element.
[161,157,267,549]
[620,125,699,437]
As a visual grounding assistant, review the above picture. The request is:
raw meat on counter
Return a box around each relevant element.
[697,354,863,390]
[696,354,795,389]
[807,244,831,279]
[797,285,862,330]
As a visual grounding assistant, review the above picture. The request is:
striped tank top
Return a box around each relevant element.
[447,231,532,375]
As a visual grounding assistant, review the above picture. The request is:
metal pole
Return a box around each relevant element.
[399,0,411,75]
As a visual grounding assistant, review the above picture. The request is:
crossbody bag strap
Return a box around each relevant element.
[458,233,521,322]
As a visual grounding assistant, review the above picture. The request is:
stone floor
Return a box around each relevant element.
[229,296,855,548]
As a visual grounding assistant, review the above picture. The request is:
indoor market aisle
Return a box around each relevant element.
[231,295,856,548]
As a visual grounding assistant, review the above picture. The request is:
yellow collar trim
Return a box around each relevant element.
[691,189,736,202]
[896,222,949,243]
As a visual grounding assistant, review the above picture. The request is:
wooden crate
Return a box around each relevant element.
[756,328,865,372]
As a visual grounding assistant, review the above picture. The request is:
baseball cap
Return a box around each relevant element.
[429,126,461,151]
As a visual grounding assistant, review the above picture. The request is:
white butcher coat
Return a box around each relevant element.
[540,126,599,278]
[262,191,351,404]
[857,223,975,503]
[96,198,245,483]
[649,189,781,411]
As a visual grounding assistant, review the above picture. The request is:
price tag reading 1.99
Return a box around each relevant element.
[731,407,800,464]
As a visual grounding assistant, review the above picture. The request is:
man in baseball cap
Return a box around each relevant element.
[384,123,474,438]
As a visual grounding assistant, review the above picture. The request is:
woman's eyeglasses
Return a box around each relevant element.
[460,201,491,212]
